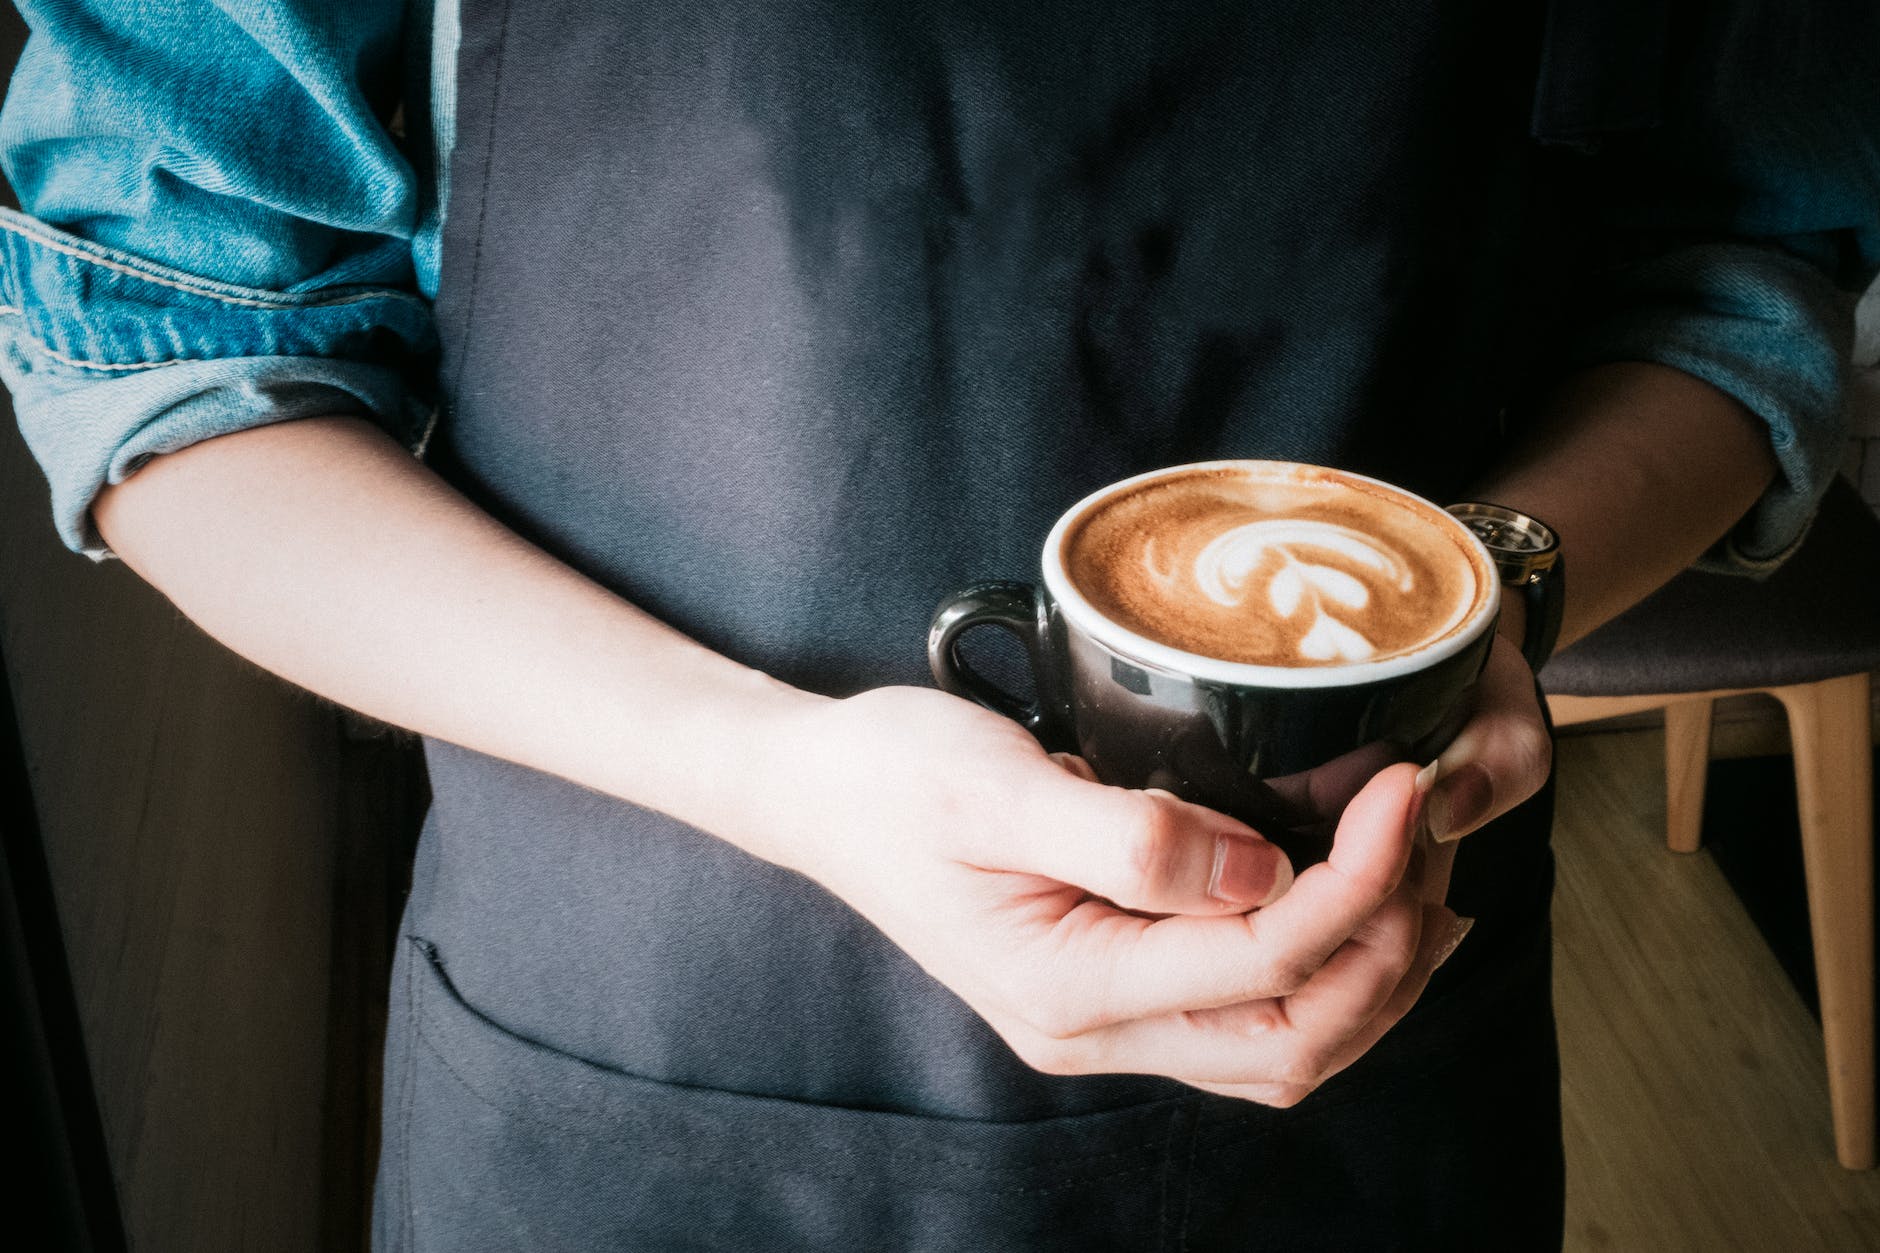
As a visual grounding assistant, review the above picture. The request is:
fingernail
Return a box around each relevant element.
[1408,767,1436,846]
[1210,835,1293,907]
[1434,916,1476,970]
[1427,762,1492,844]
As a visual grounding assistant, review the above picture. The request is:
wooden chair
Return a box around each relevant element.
[1540,479,1880,1169]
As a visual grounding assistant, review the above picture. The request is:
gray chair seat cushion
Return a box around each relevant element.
[1540,479,1880,697]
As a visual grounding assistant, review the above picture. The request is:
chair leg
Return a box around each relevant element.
[1663,698,1713,854]
[1775,672,1876,1170]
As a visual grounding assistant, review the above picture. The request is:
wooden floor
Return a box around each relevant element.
[1554,730,1880,1250]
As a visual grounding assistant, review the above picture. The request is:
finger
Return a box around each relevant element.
[1420,637,1551,844]
[1031,761,1420,1029]
[999,888,1426,1086]
[1177,903,1469,1106]
[1418,837,1458,906]
[1255,879,1426,1046]
[1260,738,1402,827]
[1402,777,1452,906]
[1184,1079,1315,1109]
[1291,903,1471,1087]
[985,769,1295,916]
[1049,752,1100,783]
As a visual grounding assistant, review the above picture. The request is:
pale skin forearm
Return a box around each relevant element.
[92,414,827,858]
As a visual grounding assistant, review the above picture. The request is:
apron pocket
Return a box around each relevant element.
[390,937,1191,1252]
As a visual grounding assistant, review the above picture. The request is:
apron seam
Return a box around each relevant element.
[1177,1097,1203,1251]
[413,937,1190,1173]
[413,1018,1175,1195]
[445,0,515,407]
[399,940,418,1252]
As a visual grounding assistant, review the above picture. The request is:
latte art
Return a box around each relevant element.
[1160,520,1417,662]
[1062,466,1486,668]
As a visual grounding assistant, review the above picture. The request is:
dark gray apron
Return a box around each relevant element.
[376,1,1604,1246]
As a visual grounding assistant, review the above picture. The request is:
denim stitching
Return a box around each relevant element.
[0,304,412,374]
[0,208,429,312]
[0,308,215,370]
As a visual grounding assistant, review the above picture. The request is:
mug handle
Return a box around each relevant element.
[927,581,1055,736]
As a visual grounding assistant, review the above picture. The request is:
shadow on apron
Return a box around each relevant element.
[377,883,1557,1253]
[381,937,1195,1251]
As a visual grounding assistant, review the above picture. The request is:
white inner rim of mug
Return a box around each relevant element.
[1041,460,1503,690]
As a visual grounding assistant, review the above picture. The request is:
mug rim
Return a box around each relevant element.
[1040,459,1503,690]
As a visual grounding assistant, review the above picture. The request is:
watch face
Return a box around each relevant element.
[1462,514,1554,553]
[1444,502,1560,583]
[1445,503,1557,556]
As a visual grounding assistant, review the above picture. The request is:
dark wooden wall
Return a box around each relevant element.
[1,404,424,1252]
[0,13,425,1249]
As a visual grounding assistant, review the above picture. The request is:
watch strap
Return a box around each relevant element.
[1517,551,1565,672]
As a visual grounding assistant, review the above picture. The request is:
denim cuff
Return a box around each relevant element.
[0,207,437,559]
[1561,241,1857,576]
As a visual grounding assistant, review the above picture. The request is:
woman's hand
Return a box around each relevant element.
[1412,631,1555,905]
[747,686,1470,1108]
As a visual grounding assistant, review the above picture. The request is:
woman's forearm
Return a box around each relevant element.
[89,365,1776,850]
[1472,361,1782,652]
[92,415,825,845]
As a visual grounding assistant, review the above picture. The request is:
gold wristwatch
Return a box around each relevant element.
[1446,503,1565,671]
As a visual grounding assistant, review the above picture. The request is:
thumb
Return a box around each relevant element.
[1003,770,1295,916]
[1420,637,1553,845]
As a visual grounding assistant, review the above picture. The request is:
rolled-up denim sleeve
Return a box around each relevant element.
[0,0,436,560]
[1554,3,1880,574]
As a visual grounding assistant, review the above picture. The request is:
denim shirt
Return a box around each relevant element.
[0,0,454,558]
[0,0,1875,566]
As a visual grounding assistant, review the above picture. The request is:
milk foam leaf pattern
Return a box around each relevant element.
[1270,564,1304,617]
[1300,565,1369,609]
[1188,520,1418,663]
[1299,612,1376,664]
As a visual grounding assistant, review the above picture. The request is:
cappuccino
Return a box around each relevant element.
[1060,464,1488,667]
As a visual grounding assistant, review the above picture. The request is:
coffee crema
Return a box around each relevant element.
[1061,466,1485,667]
